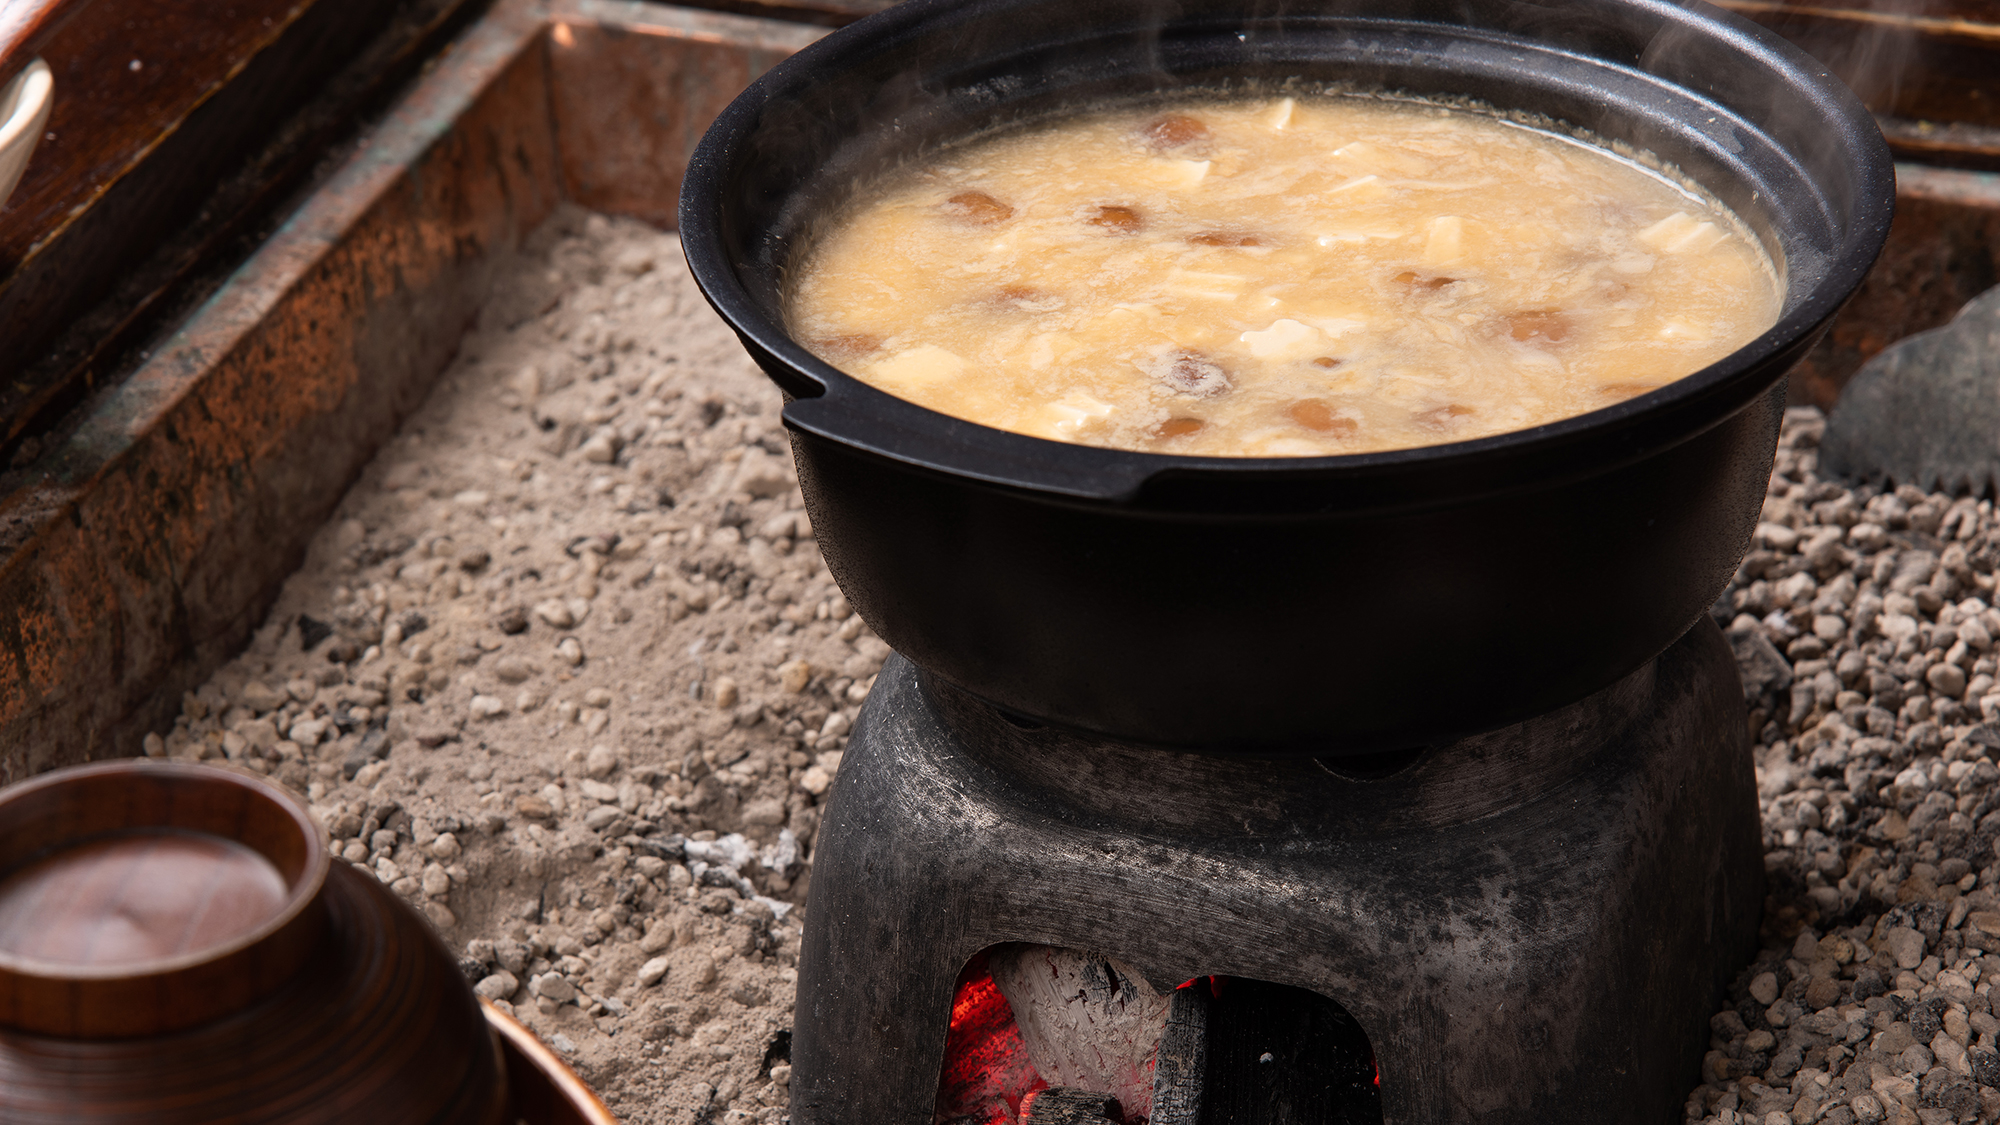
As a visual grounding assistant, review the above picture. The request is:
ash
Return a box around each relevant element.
[146,207,880,1124]
[1688,407,2000,1125]
[139,205,2000,1125]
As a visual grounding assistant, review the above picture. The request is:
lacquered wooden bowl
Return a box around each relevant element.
[486,1001,620,1125]
[0,761,510,1125]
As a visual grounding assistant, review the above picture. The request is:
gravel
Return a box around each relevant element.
[1687,407,2000,1125]
[136,203,2000,1125]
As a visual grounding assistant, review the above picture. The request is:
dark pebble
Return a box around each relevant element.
[341,727,389,780]
[1909,997,1947,1042]
[1920,1067,1977,1116]
[1972,1047,2000,1088]
[297,614,334,651]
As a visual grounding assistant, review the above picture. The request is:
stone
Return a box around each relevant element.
[741,798,786,827]
[584,744,618,778]
[410,723,458,749]
[733,450,791,498]
[713,677,739,709]
[1749,971,1780,1006]
[1969,1047,2000,1086]
[673,949,717,990]
[580,432,620,463]
[638,956,671,987]
[493,656,536,683]
[534,599,576,629]
[1886,926,1927,969]
[1730,625,1796,701]
[1943,1007,1971,1048]
[613,245,656,276]
[1758,522,1801,551]
[494,605,530,635]
[422,863,452,898]
[532,973,577,1002]
[1933,1031,1970,1076]
[427,832,461,860]
[240,719,280,752]
[297,614,335,651]
[516,795,554,820]
[474,971,518,1000]
[1927,662,1967,699]
[469,695,507,719]
[239,681,287,713]
[778,659,813,693]
[1822,284,2000,494]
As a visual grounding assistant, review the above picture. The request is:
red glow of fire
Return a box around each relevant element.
[937,968,1383,1115]
[933,954,1047,1125]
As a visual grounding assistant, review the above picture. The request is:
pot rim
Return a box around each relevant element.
[679,0,1894,506]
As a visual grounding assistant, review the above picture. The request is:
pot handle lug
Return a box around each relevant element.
[781,391,1157,504]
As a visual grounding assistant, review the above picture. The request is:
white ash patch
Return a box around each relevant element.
[143,207,878,1125]
[1689,406,2000,1125]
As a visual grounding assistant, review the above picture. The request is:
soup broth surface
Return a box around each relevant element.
[787,95,1783,457]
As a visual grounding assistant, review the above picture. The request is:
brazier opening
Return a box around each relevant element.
[934,944,1381,1125]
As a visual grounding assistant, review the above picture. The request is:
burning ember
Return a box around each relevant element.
[936,952,1048,1125]
[933,945,1381,1125]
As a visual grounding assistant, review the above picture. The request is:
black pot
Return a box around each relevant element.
[679,0,1892,754]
